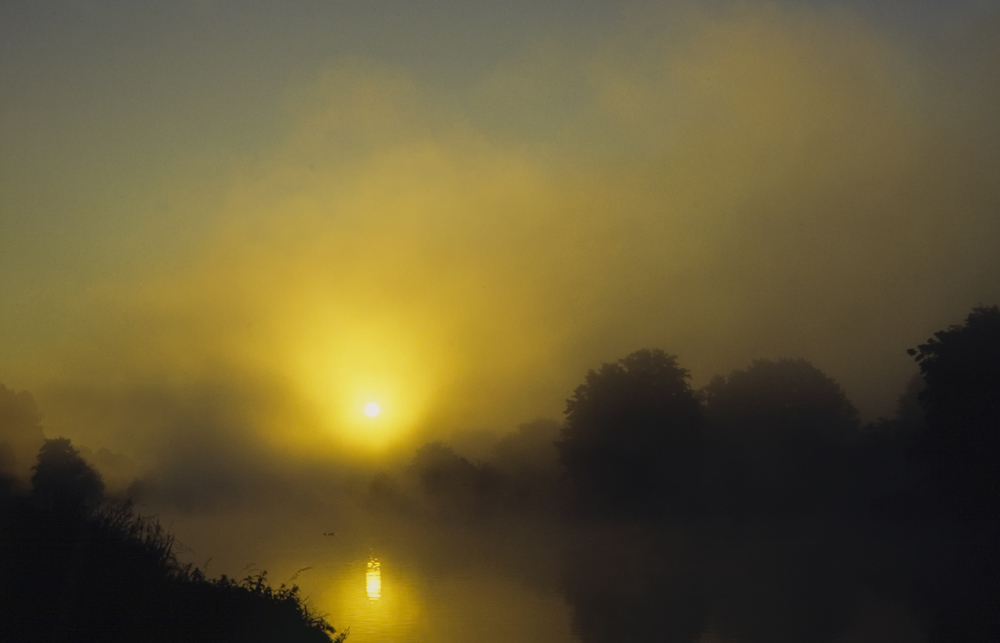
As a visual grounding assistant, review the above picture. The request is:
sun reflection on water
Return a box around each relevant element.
[311,547,577,643]
[366,557,382,601]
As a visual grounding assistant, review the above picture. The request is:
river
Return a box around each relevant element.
[159,507,998,642]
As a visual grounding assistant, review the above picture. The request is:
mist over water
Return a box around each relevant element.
[4,307,1000,641]
[81,329,996,641]
[145,483,987,643]
[2,0,1000,641]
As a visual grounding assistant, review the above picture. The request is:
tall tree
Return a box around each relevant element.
[704,358,859,438]
[908,305,1000,516]
[556,349,705,519]
[702,358,859,515]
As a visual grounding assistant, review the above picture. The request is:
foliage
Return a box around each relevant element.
[408,441,502,519]
[701,359,861,515]
[703,358,859,437]
[411,441,484,496]
[557,349,705,518]
[908,305,1000,517]
[187,571,346,643]
[31,437,105,513]
[909,305,1000,426]
[2,446,345,643]
[369,423,565,522]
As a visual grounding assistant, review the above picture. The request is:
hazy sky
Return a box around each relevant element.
[2,0,999,473]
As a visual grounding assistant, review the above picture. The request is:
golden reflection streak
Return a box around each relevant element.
[366,557,382,601]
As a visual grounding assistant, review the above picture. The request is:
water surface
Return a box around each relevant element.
[164,509,998,643]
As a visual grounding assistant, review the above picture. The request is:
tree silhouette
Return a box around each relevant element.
[893,373,926,432]
[556,349,705,519]
[31,437,104,513]
[704,358,859,437]
[408,441,500,518]
[702,359,859,515]
[908,305,1000,517]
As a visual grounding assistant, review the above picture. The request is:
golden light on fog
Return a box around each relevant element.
[285,317,448,456]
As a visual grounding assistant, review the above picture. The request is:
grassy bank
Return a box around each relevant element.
[0,495,345,643]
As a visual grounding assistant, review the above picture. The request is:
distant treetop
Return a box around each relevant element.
[31,437,104,513]
[703,358,859,437]
[908,305,1000,426]
[557,349,705,518]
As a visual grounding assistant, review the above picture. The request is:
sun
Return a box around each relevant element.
[364,402,381,418]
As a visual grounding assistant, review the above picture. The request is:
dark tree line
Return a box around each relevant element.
[367,421,565,523]
[552,306,1000,643]
[556,352,864,519]
[373,305,1000,525]
[4,306,996,642]
[556,306,1000,522]
[557,349,705,519]
[908,305,1000,518]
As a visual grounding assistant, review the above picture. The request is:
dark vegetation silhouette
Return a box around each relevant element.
[3,305,999,642]
[371,305,1000,642]
[702,358,861,517]
[0,438,346,643]
[908,304,1000,518]
[367,420,564,523]
[556,349,705,519]
[366,441,499,521]
[408,440,502,518]
[31,437,105,513]
[374,307,1000,529]
[554,306,1000,643]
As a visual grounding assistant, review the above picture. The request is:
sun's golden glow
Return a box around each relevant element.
[364,402,381,417]
[280,314,446,457]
